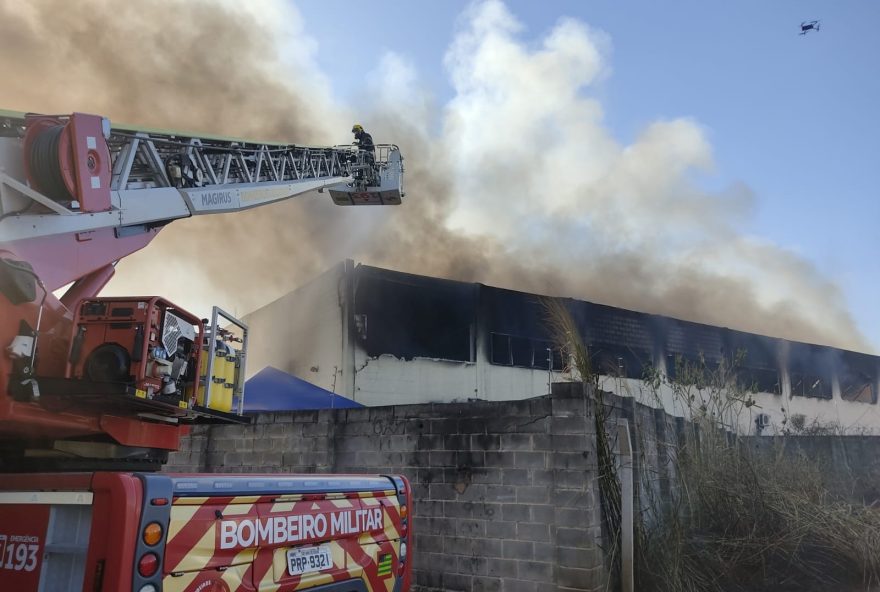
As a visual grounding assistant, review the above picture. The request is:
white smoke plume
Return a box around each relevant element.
[0,0,868,351]
[360,1,867,351]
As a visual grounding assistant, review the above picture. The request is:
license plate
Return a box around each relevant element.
[287,545,333,576]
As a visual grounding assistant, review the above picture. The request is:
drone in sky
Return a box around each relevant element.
[800,20,821,35]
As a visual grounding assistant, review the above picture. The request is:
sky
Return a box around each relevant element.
[295,0,880,349]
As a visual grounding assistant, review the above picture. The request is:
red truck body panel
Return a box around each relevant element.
[0,472,412,592]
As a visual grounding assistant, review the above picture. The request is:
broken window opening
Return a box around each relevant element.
[354,272,475,362]
[788,344,833,399]
[790,372,832,399]
[839,352,878,404]
[840,375,875,404]
[736,367,781,395]
[592,343,651,380]
[489,333,564,370]
[666,353,719,386]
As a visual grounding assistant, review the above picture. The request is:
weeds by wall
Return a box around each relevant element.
[636,359,880,592]
[545,301,880,592]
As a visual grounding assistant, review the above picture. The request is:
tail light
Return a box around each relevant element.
[396,477,413,592]
[134,474,171,592]
[138,552,159,578]
[399,503,409,573]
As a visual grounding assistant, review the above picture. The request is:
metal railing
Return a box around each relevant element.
[202,306,249,416]
[109,130,359,191]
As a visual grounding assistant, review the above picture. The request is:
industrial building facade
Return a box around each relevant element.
[243,261,880,434]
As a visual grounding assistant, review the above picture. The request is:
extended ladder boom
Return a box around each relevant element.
[0,112,403,244]
[0,111,404,291]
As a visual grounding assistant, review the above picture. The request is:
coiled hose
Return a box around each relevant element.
[29,125,71,201]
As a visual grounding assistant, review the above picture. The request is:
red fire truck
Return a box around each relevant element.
[0,111,411,592]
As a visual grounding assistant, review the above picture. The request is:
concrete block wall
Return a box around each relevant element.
[167,384,686,591]
[166,385,606,592]
[594,393,681,530]
[747,435,880,504]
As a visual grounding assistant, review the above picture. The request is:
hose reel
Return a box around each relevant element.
[22,113,112,212]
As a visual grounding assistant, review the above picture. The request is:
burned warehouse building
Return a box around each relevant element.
[243,261,880,434]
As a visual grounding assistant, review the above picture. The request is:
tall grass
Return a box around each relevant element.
[545,301,880,591]
[639,357,880,592]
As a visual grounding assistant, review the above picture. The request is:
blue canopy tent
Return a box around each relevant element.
[243,366,363,412]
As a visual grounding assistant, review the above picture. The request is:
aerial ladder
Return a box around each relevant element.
[0,110,405,469]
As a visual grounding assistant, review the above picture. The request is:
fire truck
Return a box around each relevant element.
[0,111,411,592]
